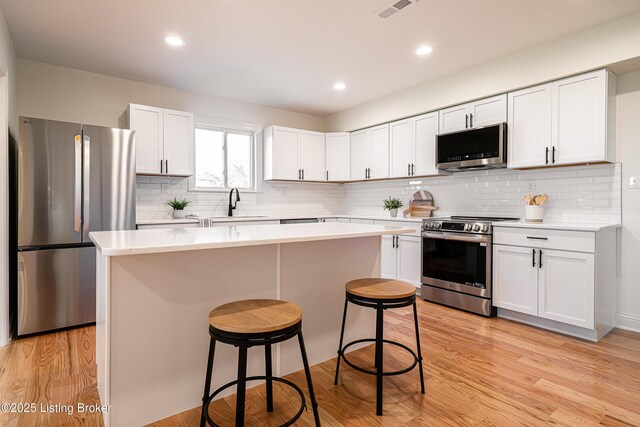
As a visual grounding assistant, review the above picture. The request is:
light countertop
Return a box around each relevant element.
[136,214,426,225]
[493,220,621,232]
[90,222,416,256]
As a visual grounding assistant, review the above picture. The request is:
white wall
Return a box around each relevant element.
[326,11,640,131]
[17,59,325,132]
[0,6,17,346]
[615,70,640,331]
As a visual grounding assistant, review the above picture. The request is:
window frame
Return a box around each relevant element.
[189,124,257,193]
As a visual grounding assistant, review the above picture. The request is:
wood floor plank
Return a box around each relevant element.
[1,302,640,426]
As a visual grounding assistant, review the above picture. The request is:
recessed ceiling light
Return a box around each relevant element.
[165,35,185,47]
[333,82,346,91]
[415,46,433,56]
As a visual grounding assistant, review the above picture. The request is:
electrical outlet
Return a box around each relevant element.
[161,184,170,193]
[526,181,535,192]
[630,176,640,189]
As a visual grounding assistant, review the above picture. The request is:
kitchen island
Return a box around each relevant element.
[90,222,416,426]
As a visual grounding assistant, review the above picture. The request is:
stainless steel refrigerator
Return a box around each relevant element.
[16,117,136,336]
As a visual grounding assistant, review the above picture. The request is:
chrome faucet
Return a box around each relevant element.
[228,188,240,217]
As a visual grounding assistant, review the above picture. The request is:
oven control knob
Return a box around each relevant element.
[425,222,432,229]
[435,222,441,229]
[473,224,481,232]
[464,224,472,231]
[481,225,489,233]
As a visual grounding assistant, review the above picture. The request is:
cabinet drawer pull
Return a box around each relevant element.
[526,236,548,240]
[532,249,536,267]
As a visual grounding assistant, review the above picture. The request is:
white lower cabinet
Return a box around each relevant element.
[380,234,421,287]
[493,245,538,316]
[493,225,615,341]
[538,250,594,328]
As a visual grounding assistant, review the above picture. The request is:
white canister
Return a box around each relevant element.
[525,205,544,223]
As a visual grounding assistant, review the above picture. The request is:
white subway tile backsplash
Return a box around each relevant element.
[135,164,621,223]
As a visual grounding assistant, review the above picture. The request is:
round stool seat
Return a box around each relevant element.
[208,299,302,334]
[346,278,416,300]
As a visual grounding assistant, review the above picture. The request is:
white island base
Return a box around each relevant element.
[92,223,416,426]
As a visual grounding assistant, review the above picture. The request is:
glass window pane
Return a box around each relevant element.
[227,133,252,188]
[195,128,225,188]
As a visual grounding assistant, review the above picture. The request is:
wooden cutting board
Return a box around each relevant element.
[403,190,438,218]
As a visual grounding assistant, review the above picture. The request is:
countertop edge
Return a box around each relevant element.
[92,226,415,257]
[493,221,622,232]
[135,214,427,225]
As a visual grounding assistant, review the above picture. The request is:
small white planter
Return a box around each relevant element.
[389,208,398,218]
[525,205,544,223]
[173,210,187,219]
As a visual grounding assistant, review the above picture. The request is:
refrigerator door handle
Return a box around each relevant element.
[74,135,82,233]
[82,134,91,237]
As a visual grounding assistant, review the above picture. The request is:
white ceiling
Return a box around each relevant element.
[3,0,640,116]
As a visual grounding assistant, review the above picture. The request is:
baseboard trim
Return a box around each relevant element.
[615,312,640,333]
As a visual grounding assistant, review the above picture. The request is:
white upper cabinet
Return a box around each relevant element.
[350,124,389,180]
[128,104,194,176]
[299,130,326,181]
[553,70,612,165]
[369,124,390,179]
[263,126,325,181]
[390,119,413,178]
[439,95,507,134]
[508,84,553,168]
[507,69,615,169]
[128,104,163,175]
[163,109,194,176]
[325,132,350,181]
[389,112,439,178]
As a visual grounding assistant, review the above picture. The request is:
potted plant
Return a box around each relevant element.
[383,196,403,218]
[167,197,191,219]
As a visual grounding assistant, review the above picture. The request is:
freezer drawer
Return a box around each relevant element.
[17,247,96,335]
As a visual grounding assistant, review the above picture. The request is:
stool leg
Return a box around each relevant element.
[200,337,216,427]
[298,331,322,426]
[413,301,425,394]
[334,298,349,385]
[375,305,384,416]
[235,346,248,427]
[265,344,274,412]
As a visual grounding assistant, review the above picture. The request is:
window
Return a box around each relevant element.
[192,126,255,190]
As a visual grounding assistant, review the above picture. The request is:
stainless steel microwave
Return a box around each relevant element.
[436,123,507,172]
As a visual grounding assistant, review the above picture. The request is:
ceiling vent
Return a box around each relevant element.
[377,0,418,19]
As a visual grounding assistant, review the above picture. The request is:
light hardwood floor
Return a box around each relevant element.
[1,300,640,426]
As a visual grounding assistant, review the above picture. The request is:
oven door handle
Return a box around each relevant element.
[422,231,491,244]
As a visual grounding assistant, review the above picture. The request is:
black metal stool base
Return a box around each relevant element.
[203,375,306,427]
[339,338,420,377]
[333,292,425,416]
[200,321,321,427]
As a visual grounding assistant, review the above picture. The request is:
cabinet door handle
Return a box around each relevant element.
[526,236,548,240]
[532,249,536,267]
[408,163,411,176]
[465,114,469,129]
[165,160,168,174]
[539,250,543,268]
[160,159,163,174]
[411,163,415,176]
[302,169,304,180]
[545,147,549,165]
[469,113,474,128]
[326,170,329,181]
[298,169,301,180]
[552,147,556,164]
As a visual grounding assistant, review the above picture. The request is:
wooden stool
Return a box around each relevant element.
[334,278,425,416]
[200,299,321,426]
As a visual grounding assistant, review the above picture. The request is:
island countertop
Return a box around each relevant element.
[89,222,416,256]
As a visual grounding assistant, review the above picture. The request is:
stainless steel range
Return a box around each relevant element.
[421,216,518,316]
